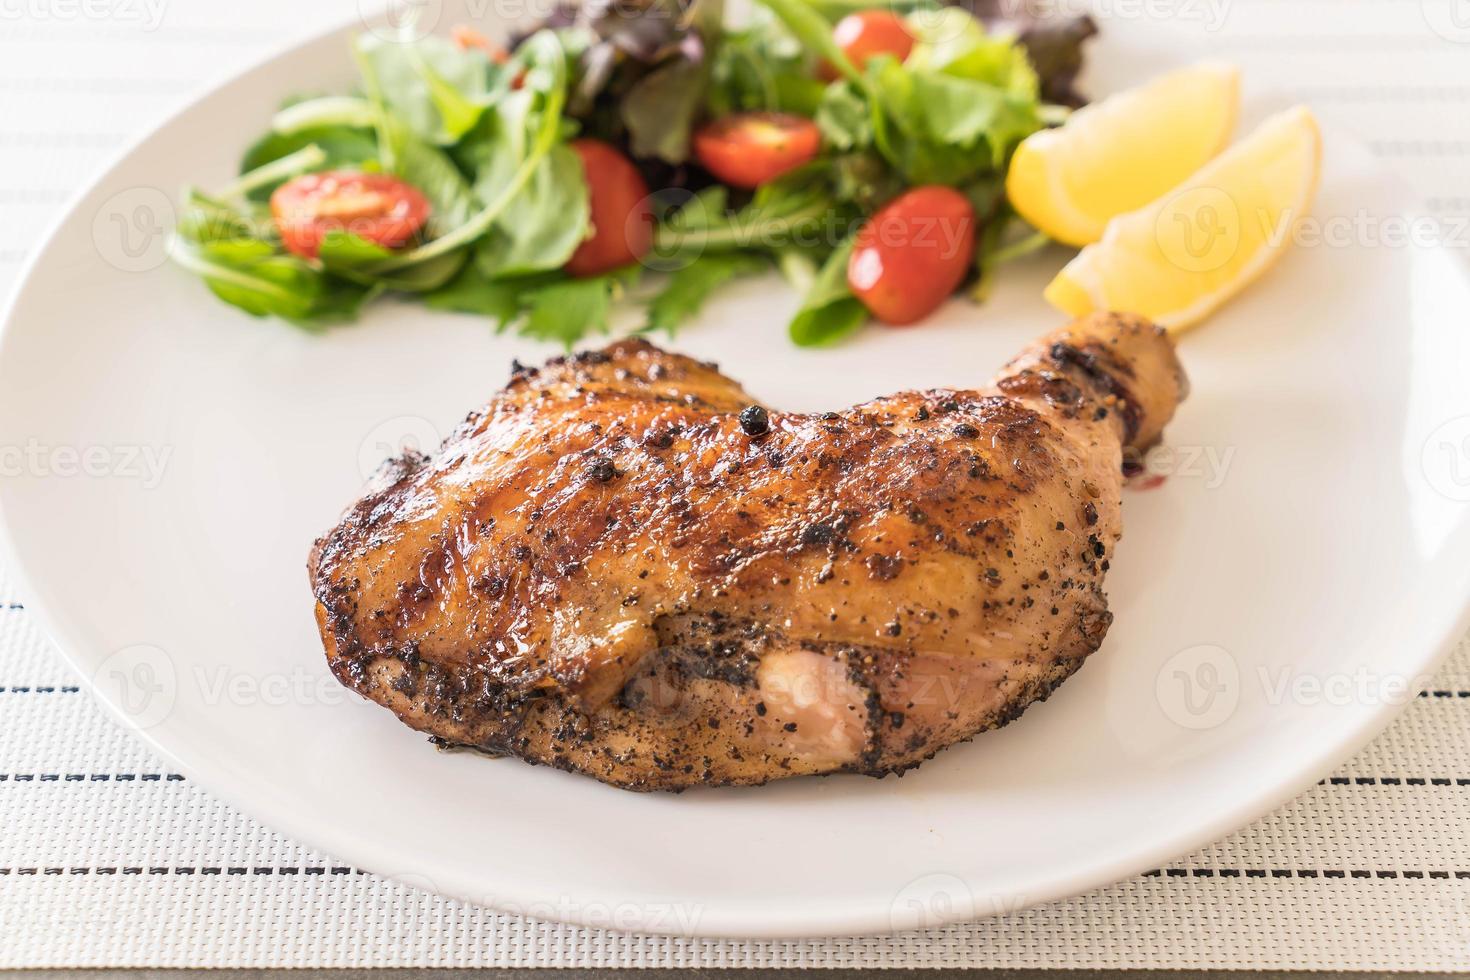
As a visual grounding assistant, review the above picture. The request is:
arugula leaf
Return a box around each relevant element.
[424,262,559,326]
[829,150,902,212]
[270,95,378,134]
[752,0,865,87]
[224,143,328,200]
[424,261,640,347]
[655,171,840,258]
[708,7,825,116]
[354,33,492,144]
[238,127,378,202]
[520,271,635,346]
[318,231,466,292]
[787,235,867,346]
[176,188,269,244]
[646,252,769,333]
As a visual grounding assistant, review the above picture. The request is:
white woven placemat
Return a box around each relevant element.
[3,0,1470,969]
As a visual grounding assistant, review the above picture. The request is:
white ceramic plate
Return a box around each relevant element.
[5,2,1470,940]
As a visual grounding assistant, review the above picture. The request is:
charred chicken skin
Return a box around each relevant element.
[310,312,1187,790]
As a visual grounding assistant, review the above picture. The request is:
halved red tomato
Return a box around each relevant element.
[821,10,914,80]
[565,139,654,277]
[847,186,977,326]
[270,171,431,260]
[693,112,822,189]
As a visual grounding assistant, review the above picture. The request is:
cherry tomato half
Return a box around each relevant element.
[565,139,654,278]
[693,112,822,189]
[270,171,431,260]
[847,186,977,326]
[821,10,915,80]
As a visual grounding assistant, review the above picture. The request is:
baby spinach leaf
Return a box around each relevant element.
[371,30,570,274]
[383,117,478,238]
[168,236,369,327]
[470,103,590,277]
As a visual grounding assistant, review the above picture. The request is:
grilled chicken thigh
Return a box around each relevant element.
[310,312,1187,790]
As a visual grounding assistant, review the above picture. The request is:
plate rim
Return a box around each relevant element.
[2,8,1469,939]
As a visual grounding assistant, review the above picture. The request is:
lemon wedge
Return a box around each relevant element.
[1007,62,1241,247]
[1043,105,1321,334]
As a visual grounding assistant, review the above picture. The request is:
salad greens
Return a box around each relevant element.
[170,0,1095,345]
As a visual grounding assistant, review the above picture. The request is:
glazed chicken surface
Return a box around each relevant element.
[310,312,1187,790]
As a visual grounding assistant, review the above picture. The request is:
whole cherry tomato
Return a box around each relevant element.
[693,112,822,189]
[821,10,915,80]
[270,171,431,260]
[565,139,654,278]
[847,186,977,326]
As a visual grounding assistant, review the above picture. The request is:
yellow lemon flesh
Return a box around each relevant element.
[1007,61,1241,247]
[1045,105,1322,334]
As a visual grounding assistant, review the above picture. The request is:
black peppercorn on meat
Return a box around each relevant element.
[309,313,1188,790]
